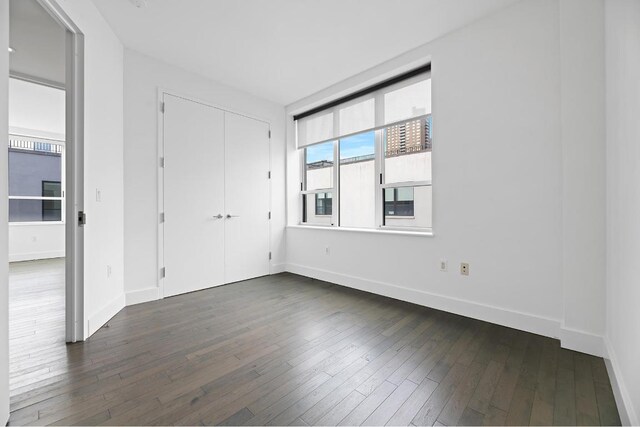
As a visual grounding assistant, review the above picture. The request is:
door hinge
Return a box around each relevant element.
[160,102,165,113]
[160,157,165,168]
[160,267,166,278]
[159,212,165,223]
[268,211,271,220]
[269,252,272,260]
[268,130,271,139]
[268,171,271,179]
[78,211,86,226]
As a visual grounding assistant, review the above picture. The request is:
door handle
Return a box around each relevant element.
[226,214,240,219]
[213,214,223,219]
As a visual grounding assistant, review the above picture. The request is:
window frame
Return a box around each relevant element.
[8,134,66,225]
[300,115,432,232]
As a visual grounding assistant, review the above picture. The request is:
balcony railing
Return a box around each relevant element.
[8,135,64,154]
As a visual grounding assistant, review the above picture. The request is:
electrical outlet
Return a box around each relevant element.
[440,259,448,272]
[325,246,330,255]
[460,263,469,276]
[106,265,112,278]
[96,189,102,202]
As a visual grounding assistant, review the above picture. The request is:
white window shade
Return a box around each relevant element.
[339,96,375,136]
[295,70,430,148]
[296,111,334,148]
[384,78,431,125]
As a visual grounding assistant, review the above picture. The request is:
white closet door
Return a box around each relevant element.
[163,95,225,297]
[224,112,270,283]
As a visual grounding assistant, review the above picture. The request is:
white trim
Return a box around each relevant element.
[125,287,160,306]
[604,337,638,426]
[9,251,64,263]
[31,0,85,344]
[86,293,124,338]
[288,224,433,237]
[559,326,605,357]
[158,87,271,125]
[9,71,65,91]
[284,263,607,358]
[270,263,287,274]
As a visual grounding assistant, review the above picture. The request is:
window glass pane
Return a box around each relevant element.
[384,78,431,124]
[9,149,62,197]
[384,188,414,217]
[339,131,375,228]
[384,117,432,183]
[297,111,334,147]
[339,97,375,136]
[42,181,62,197]
[384,186,431,228]
[302,192,333,225]
[9,199,62,222]
[315,192,333,216]
[305,141,334,191]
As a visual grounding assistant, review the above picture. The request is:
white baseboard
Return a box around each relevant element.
[286,263,560,338]
[559,326,605,357]
[126,287,160,306]
[270,263,287,274]
[86,293,125,338]
[604,337,638,426]
[9,251,65,262]
[285,263,606,358]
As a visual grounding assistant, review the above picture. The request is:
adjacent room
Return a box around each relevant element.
[0,0,639,426]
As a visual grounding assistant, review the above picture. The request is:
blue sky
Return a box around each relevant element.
[306,131,375,163]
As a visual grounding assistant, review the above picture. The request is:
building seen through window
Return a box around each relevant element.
[8,136,64,222]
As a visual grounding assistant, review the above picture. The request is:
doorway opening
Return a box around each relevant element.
[7,0,84,399]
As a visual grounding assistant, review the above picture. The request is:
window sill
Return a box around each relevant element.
[287,224,433,237]
[9,221,65,226]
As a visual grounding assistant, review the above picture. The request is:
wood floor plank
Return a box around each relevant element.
[7,260,620,426]
[553,350,577,426]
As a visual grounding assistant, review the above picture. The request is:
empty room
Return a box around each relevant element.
[0,0,639,426]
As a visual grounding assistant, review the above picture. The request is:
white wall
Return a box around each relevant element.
[123,49,286,305]
[605,0,640,424]
[9,78,65,138]
[9,78,66,262]
[54,0,125,338]
[9,225,64,262]
[558,0,607,356]
[0,1,10,423]
[286,0,607,356]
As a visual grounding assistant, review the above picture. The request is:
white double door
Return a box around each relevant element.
[163,94,270,297]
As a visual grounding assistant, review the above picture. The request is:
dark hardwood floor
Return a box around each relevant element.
[8,261,620,426]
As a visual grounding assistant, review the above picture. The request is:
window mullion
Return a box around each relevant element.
[374,128,384,228]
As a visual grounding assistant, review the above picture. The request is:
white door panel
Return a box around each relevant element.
[163,95,225,297]
[224,112,270,283]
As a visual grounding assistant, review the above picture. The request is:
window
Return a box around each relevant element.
[385,187,414,216]
[315,193,332,216]
[8,135,65,223]
[296,66,432,231]
[302,141,334,225]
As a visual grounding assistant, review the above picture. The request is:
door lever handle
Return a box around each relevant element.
[213,214,223,219]
[226,214,240,219]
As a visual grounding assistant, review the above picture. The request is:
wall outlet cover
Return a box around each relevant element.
[460,262,470,276]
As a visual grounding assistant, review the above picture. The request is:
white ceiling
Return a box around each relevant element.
[10,0,66,87]
[91,0,518,105]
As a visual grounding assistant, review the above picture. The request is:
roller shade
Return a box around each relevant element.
[295,66,431,148]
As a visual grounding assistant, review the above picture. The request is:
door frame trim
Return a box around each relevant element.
[35,0,85,342]
[156,88,272,299]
